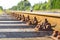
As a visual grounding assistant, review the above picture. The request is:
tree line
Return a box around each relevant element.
[0,6,3,10]
[9,0,31,11]
[9,0,60,11]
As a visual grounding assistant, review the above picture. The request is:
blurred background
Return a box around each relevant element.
[0,0,60,13]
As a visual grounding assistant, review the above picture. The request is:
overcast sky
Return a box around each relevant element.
[0,0,48,9]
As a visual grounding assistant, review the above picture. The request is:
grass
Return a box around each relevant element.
[0,10,3,15]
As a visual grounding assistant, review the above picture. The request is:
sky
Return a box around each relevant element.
[0,0,48,9]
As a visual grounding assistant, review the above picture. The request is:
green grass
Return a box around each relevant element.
[0,10,3,15]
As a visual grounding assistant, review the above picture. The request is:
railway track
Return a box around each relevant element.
[0,12,52,40]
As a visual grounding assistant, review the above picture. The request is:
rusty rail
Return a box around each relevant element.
[7,11,60,31]
[7,11,60,40]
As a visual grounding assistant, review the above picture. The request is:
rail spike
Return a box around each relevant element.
[34,18,55,31]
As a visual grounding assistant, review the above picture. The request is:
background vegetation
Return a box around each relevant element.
[10,0,31,11]
[33,0,60,10]
[4,0,60,11]
[0,6,3,14]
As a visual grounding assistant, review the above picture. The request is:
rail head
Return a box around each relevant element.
[11,11,60,18]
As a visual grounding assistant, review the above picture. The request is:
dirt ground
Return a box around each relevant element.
[0,37,53,40]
